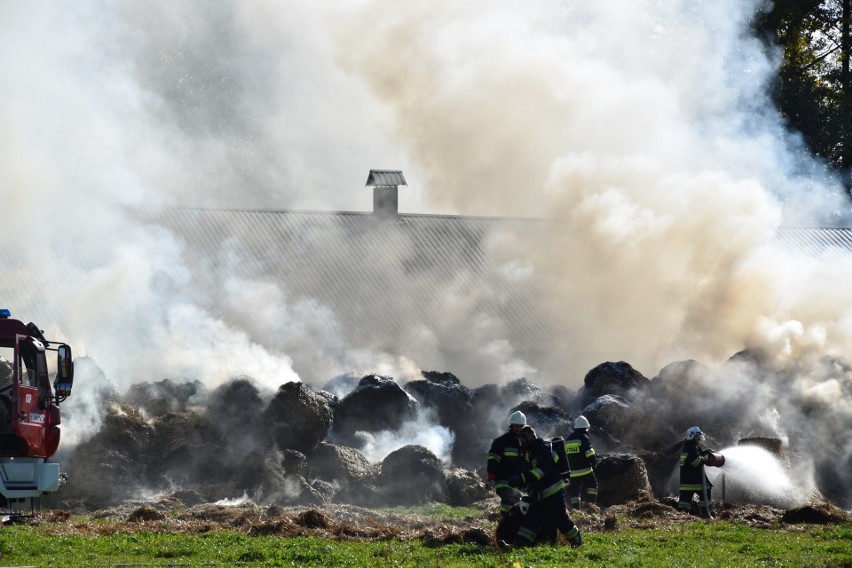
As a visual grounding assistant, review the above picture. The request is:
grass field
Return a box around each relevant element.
[0,509,849,567]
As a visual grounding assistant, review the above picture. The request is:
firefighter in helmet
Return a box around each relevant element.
[486,410,528,516]
[501,425,582,549]
[679,426,713,518]
[564,415,598,510]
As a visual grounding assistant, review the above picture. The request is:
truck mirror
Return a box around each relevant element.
[55,344,74,397]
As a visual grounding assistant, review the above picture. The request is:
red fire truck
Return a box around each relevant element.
[0,308,74,513]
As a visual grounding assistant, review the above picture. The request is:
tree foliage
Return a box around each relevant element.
[755,0,852,195]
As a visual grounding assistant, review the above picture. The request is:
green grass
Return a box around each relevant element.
[0,519,850,567]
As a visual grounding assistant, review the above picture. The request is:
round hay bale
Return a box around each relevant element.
[595,453,654,507]
[446,468,489,506]
[264,381,333,454]
[380,445,447,506]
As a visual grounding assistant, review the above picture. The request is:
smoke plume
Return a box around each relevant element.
[1,0,851,490]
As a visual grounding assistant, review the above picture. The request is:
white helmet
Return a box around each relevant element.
[509,410,527,426]
[574,415,590,429]
[686,426,704,441]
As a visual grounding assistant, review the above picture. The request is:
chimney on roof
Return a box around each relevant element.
[366,169,407,219]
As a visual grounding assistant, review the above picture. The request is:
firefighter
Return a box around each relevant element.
[501,425,582,549]
[564,415,598,510]
[679,426,713,518]
[486,410,528,516]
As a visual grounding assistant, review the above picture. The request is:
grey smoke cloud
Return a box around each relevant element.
[1,0,852,457]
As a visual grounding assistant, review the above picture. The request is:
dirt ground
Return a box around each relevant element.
[12,496,851,546]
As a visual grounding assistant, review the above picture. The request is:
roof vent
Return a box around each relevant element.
[366,169,407,219]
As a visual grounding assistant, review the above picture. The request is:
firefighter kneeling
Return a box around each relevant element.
[499,426,583,549]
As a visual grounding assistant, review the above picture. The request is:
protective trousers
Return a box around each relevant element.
[514,490,580,547]
[568,472,598,509]
[496,485,522,516]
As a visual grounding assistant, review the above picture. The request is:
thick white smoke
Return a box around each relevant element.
[2,1,852,464]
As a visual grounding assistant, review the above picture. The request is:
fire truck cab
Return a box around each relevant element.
[0,308,74,513]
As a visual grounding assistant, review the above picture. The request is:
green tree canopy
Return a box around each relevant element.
[756,0,852,197]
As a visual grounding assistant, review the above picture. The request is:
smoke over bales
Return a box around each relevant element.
[3,2,852,514]
[54,346,852,512]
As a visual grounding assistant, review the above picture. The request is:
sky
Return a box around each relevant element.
[1,0,852,454]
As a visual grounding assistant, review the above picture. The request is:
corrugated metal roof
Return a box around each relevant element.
[136,207,852,378]
[774,227,852,256]
[366,170,407,187]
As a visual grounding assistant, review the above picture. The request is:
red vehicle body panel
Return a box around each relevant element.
[0,319,61,459]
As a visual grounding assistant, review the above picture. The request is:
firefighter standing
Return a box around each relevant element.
[565,415,598,510]
[502,426,582,548]
[679,426,713,518]
[486,410,528,516]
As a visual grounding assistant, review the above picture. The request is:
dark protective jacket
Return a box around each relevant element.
[679,439,712,490]
[511,438,566,501]
[487,431,525,488]
[564,429,597,477]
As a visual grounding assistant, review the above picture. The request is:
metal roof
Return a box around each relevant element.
[774,227,852,256]
[136,207,852,379]
[366,170,407,187]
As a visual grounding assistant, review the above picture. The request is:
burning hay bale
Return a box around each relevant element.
[228,449,328,507]
[94,402,155,460]
[380,445,448,506]
[58,402,155,509]
[635,446,681,500]
[781,502,852,524]
[330,374,420,445]
[282,449,308,477]
[128,506,166,523]
[308,442,380,505]
[576,361,650,409]
[512,401,572,439]
[578,394,632,448]
[403,371,474,464]
[263,381,333,454]
[125,379,206,416]
[500,377,544,406]
[445,468,488,506]
[595,454,655,507]
[148,412,217,486]
[206,378,266,452]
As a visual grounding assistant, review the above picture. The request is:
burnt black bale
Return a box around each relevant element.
[320,373,360,398]
[636,443,683,499]
[55,402,155,510]
[263,381,333,454]
[576,361,649,410]
[577,394,631,451]
[205,378,267,459]
[229,449,328,506]
[513,401,572,439]
[308,442,381,506]
[380,444,448,506]
[147,411,221,487]
[404,370,475,467]
[469,383,503,468]
[330,374,420,445]
[282,448,309,478]
[547,384,577,411]
[501,377,543,405]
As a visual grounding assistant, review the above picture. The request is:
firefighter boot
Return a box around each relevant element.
[566,528,583,547]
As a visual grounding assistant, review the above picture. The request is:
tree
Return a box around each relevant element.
[755,0,852,197]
